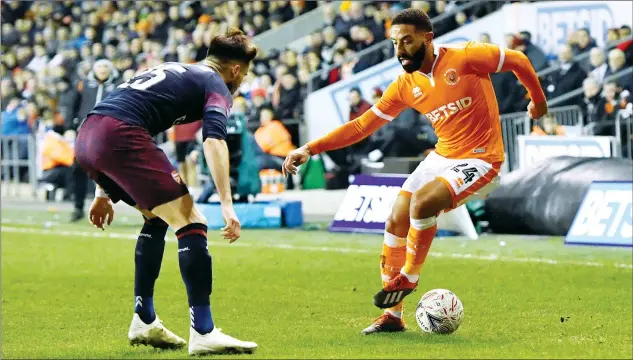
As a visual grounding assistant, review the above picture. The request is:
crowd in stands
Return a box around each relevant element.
[1,0,632,209]
[482,25,633,155]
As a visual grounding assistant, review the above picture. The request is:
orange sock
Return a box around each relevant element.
[381,232,406,316]
[401,217,437,281]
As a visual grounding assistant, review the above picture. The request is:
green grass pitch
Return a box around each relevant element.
[1,206,632,359]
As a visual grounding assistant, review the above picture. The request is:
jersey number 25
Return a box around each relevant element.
[118,63,187,91]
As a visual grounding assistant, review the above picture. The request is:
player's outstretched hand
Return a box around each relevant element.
[527,100,548,120]
[282,145,312,177]
[221,204,241,243]
[89,197,114,231]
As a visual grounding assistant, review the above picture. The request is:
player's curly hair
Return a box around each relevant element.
[206,27,258,63]
[392,8,433,33]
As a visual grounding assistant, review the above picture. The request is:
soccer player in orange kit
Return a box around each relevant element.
[283,9,548,334]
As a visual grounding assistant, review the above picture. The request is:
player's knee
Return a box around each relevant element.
[144,216,169,228]
[386,208,410,237]
[411,181,453,219]
[186,208,207,226]
[410,192,442,219]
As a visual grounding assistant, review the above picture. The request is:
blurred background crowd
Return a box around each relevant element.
[2,0,632,221]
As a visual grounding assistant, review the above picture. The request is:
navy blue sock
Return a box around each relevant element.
[134,217,168,324]
[176,223,214,334]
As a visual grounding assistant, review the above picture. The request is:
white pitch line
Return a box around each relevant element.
[1,226,631,270]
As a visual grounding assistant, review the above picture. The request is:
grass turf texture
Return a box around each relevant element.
[1,207,632,359]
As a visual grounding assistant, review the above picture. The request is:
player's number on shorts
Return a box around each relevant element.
[451,165,478,184]
[118,63,187,91]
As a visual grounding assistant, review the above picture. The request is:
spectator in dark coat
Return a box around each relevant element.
[582,76,607,132]
[545,44,586,106]
[605,48,630,90]
[273,72,302,120]
[513,35,548,71]
[571,28,597,56]
[351,26,383,74]
[67,59,120,223]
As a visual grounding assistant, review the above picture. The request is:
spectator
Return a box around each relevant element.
[247,87,272,125]
[1,99,33,167]
[67,59,119,131]
[254,106,296,171]
[351,25,384,73]
[602,80,626,121]
[67,59,119,223]
[617,36,633,67]
[620,25,632,38]
[571,28,596,56]
[304,31,324,57]
[364,88,436,161]
[513,33,548,71]
[530,114,566,136]
[273,72,302,120]
[1,99,33,137]
[431,1,458,36]
[582,76,607,130]
[170,121,202,186]
[545,45,586,106]
[348,87,371,121]
[39,122,75,201]
[607,28,621,46]
[320,26,338,64]
[588,47,608,84]
[605,48,629,89]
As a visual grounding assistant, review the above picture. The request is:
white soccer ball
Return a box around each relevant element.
[415,289,464,334]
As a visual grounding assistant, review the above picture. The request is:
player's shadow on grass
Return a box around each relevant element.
[363,330,474,345]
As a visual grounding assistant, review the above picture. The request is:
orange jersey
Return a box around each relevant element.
[308,41,546,164]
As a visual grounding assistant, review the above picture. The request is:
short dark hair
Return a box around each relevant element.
[391,8,433,33]
[206,27,258,63]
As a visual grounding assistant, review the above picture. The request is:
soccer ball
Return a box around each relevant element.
[415,289,464,334]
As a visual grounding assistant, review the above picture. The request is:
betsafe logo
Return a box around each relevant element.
[333,184,401,224]
[567,182,632,247]
[536,4,615,55]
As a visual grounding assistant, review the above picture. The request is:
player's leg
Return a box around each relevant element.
[149,193,257,354]
[92,124,256,354]
[84,173,184,348]
[373,152,449,308]
[375,156,501,309]
[381,194,410,316]
[75,115,184,349]
[361,194,410,335]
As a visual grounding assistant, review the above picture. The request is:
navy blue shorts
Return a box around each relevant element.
[75,114,189,210]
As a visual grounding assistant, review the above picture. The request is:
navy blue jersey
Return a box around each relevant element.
[89,62,232,140]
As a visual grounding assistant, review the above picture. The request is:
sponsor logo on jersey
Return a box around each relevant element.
[425,97,472,123]
[566,182,632,247]
[443,68,460,86]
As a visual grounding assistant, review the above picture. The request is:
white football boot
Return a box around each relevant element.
[188,327,258,355]
[128,313,186,349]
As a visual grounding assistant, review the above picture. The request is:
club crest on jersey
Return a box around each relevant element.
[171,170,183,184]
[412,86,422,98]
[443,68,460,86]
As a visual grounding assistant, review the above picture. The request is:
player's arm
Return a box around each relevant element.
[306,79,406,155]
[202,103,242,242]
[283,80,405,176]
[465,41,547,109]
[201,111,232,204]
